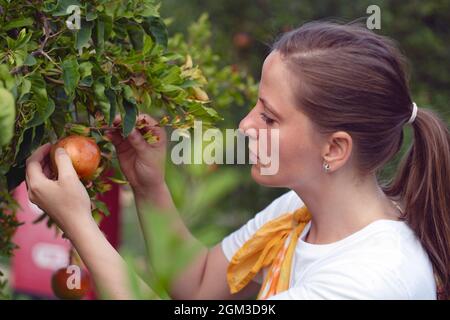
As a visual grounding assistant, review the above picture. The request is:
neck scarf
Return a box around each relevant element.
[226,206,311,299]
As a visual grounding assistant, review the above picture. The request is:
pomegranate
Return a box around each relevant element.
[51,266,91,300]
[50,135,101,180]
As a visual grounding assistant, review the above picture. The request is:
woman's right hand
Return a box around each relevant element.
[105,114,167,198]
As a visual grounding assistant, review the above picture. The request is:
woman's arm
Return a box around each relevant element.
[133,183,260,300]
[64,213,133,299]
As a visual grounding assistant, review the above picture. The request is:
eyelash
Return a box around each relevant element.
[260,112,275,125]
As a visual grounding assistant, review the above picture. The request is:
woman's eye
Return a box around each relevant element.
[260,112,275,125]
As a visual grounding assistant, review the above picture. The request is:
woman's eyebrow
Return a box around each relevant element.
[259,97,281,119]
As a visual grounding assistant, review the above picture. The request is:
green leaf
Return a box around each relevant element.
[23,54,37,66]
[50,104,67,138]
[86,11,98,21]
[14,127,33,164]
[105,88,117,126]
[11,123,45,190]
[140,90,152,114]
[122,99,137,137]
[135,1,159,18]
[123,85,136,104]
[19,78,31,100]
[28,73,49,113]
[160,66,181,84]
[94,81,110,117]
[142,16,168,49]
[79,61,93,77]
[142,34,154,54]
[27,99,55,128]
[0,88,16,147]
[107,177,129,185]
[3,18,34,31]
[30,124,45,151]
[93,199,110,217]
[62,58,80,97]
[126,22,144,51]
[8,29,32,51]
[204,106,219,118]
[160,84,181,93]
[94,18,105,54]
[0,65,15,91]
[51,0,82,17]
[76,20,93,50]
[12,48,27,66]
[103,15,113,41]
[79,61,93,86]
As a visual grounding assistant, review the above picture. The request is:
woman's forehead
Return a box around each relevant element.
[260,52,296,110]
[261,52,282,79]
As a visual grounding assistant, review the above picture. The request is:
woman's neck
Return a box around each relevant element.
[293,174,401,245]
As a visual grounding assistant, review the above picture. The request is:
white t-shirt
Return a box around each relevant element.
[221,190,437,300]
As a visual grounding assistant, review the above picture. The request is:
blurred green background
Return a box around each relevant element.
[122,0,450,262]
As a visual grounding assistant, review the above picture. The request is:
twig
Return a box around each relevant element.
[48,29,65,39]
[44,76,64,85]
[40,17,51,50]
[65,123,168,134]
[30,13,63,71]
[44,75,89,90]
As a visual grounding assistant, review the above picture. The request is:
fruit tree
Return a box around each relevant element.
[0,0,258,297]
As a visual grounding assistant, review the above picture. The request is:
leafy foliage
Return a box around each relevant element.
[0,0,230,293]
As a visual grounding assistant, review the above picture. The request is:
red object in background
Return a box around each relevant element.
[98,179,121,249]
[11,176,121,299]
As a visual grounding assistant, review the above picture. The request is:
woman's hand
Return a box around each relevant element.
[25,143,93,238]
[105,114,167,199]
[26,143,139,299]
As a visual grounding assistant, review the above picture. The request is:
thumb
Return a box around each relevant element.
[54,148,78,179]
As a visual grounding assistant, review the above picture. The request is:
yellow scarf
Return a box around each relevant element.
[226,206,312,299]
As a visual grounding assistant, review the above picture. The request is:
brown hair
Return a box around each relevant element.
[273,21,450,299]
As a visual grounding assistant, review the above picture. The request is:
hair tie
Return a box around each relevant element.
[407,102,418,124]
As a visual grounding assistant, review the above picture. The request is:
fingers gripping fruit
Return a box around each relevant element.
[50,135,101,180]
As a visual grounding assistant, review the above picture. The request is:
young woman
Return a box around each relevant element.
[25,21,449,300]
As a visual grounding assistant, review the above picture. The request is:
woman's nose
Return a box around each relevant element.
[239,108,259,138]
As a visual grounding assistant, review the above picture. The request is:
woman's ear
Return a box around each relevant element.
[322,131,353,172]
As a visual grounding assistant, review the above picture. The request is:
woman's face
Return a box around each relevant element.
[239,51,327,189]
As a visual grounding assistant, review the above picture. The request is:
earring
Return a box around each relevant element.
[323,162,330,173]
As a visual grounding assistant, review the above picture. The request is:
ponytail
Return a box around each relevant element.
[383,108,450,299]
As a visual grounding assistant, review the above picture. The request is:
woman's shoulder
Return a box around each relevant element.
[327,220,434,276]
[351,220,431,262]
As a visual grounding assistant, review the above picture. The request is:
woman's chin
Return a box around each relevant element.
[250,163,282,187]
